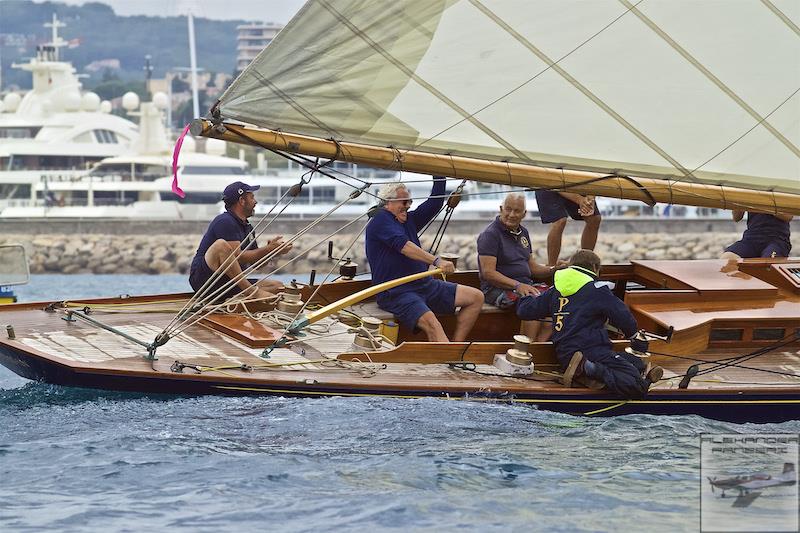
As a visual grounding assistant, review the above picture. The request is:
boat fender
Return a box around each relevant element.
[6,325,14,339]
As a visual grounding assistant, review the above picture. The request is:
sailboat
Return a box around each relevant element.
[0,0,798,423]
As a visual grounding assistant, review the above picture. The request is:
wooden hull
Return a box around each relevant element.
[2,340,799,423]
[0,259,798,424]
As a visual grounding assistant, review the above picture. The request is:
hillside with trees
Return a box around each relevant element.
[0,0,248,90]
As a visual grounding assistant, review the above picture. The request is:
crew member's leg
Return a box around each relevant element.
[379,290,448,342]
[581,213,602,251]
[451,284,483,342]
[546,218,568,266]
[535,190,569,266]
[416,311,449,342]
[205,239,273,299]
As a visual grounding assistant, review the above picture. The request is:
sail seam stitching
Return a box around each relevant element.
[621,0,800,159]
[470,0,696,181]
[316,0,532,162]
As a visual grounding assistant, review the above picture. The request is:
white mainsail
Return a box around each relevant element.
[210,0,800,204]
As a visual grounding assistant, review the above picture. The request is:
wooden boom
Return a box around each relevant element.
[192,119,800,216]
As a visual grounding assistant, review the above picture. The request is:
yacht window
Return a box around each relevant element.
[74,131,94,143]
[181,165,245,175]
[312,187,335,202]
[89,163,132,179]
[255,187,278,203]
[0,184,30,199]
[93,129,119,144]
[134,164,169,181]
[0,127,40,139]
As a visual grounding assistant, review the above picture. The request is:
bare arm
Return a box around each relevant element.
[231,236,293,265]
[479,255,542,297]
[527,255,556,279]
[774,213,793,223]
[400,241,454,274]
[731,209,745,222]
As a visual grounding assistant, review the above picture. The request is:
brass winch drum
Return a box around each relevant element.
[512,334,532,354]
[354,316,383,349]
[505,348,532,366]
[340,261,358,279]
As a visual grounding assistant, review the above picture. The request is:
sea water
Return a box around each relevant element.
[2,275,798,532]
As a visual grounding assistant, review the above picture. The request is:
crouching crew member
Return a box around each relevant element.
[721,210,793,259]
[516,249,663,399]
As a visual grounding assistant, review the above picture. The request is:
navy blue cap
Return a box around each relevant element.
[223,181,260,201]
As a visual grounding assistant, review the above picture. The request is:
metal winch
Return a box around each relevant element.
[277,284,304,314]
[352,316,383,349]
[493,334,534,376]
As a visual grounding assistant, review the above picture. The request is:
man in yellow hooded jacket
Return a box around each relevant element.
[516,249,662,398]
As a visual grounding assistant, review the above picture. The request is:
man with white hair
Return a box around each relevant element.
[365,176,483,342]
[478,192,559,339]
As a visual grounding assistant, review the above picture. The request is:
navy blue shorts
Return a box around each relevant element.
[377,278,457,330]
[535,189,598,224]
[725,239,791,258]
[189,259,242,301]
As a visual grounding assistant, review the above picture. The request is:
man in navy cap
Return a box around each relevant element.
[189,181,291,301]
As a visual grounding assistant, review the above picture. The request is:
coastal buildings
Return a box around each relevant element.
[235,22,284,74]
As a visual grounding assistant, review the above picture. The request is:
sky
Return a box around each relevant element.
[31,0,306,23]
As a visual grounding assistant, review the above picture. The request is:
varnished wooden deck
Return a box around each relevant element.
[1,298,798,396]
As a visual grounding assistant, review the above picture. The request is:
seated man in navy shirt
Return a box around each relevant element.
[477,193,559,340]
[534,189,601,266]
[189,181,291,302]
[721,210,793,259]
[365,177,483,342]
[517,249,663,399]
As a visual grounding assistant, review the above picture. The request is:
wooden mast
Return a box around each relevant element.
[192,119,800,216]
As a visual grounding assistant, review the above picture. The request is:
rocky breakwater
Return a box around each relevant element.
[4,230,798,275]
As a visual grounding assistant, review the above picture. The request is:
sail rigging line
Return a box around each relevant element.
[620,0,800,159]
[649,333,800,381]
[469,0,697,183]
[164,201,367,340]
[426,180,467,256]
[167,212,372,341]
[250,72,343,139]
[685,85,800,180]
[160,184,302,337]
[316,0,532,163]
[163,181,355,338]
[406,0,643,157]
[258,219,371,359]
[761,0,800,37]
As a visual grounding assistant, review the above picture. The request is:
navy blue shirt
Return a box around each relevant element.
[477,216,533,292]
[743,212,790,244]
[517,271,637,363]
[365,178,446,296]
[190,211,258,273]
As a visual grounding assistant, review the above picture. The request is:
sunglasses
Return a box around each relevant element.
[391,198,413,206]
